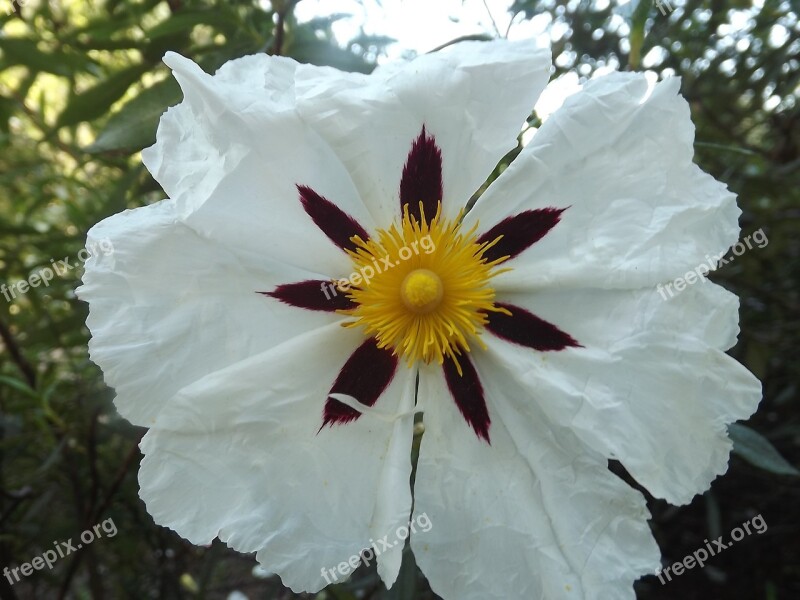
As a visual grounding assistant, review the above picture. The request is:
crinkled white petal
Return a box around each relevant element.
[411,362,660,600]
[483,303,761,504]
[142,52,375,276]
[77,199,340,426]
[466,73,741,290]
[371,372,416,588]
[139,323,416,593]
[499,281,742,352]
[294,39,551,223]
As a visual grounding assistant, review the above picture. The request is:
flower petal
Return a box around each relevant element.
[323,337,399,427]
[264,279,356,312]
[486,301,581,351]
[295,40,551,222]
[142,52,376,276]
[485,282,761,505]
[298,184,371,253]
[476,208,565,263]
[466,73,741,290]
[411,362,660,600]
[442,354,490,442]
[497,281,742,352]
[77,200,343,426]
[400,126,443,222]
[139,323,416,592]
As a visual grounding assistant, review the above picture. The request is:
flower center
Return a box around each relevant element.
[339,203,510,373]
[400,269,443,314]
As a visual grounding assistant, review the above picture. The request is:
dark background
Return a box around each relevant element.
[0,0,798,598]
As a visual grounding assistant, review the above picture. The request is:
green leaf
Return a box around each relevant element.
[0,38,94,76]
[146,8,241,40]
[55,63,149,128]
[0,375,38,399]
[87,77,182,153]
[0,96,11,133]
[695,141,759,156]
[68,16,140,44]
[729,423,800,477]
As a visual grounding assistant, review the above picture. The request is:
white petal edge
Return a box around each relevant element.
[483,329,762,505]
[295,39,552,223]
[466,73,741,291]
[142,52,376,276]
[496,280,742,353]
[410,362,660,600]
[139,322,416,593]
[77,199,344,426]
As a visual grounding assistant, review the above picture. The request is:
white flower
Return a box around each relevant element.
[78,40,762,600]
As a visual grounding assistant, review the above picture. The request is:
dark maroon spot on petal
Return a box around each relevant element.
[487,302,581,351]
[400,126,443,223]
[260,280,356,312]
[322,338,398,428]
[477,208,566,263]
[298,184,370,252]
[443,354,490,443]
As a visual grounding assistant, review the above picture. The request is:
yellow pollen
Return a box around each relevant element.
[401,269,443,313]
[338,202,510,371]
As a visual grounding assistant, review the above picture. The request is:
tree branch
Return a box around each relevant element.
[0,318,36,389]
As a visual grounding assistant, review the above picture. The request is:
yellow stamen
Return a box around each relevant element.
[338,202,509,369]
[401,269,443,313]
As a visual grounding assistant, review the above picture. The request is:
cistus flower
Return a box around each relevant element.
[78,40,762,599]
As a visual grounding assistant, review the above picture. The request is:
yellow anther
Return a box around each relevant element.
[400,269,443,313]
[337,202,510,367]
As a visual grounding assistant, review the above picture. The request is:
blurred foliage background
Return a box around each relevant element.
[0,0,798,598]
